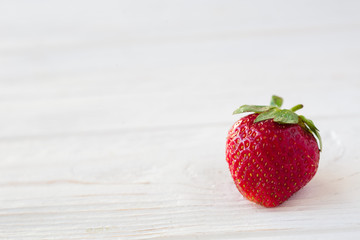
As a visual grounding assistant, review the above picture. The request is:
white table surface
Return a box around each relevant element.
[1,1,360,239]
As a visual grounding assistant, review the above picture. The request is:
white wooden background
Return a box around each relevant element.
[1,0,360,239]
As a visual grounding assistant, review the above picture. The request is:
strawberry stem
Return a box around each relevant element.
[290,104,303,112]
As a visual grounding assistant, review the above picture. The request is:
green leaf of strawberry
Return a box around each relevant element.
[273,109,299,124]
[299,115,322,151]
[270,95,283,107]
[254,108,278,122]
[233,105,273,114]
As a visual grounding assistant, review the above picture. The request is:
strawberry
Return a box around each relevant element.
[226,95,321,207]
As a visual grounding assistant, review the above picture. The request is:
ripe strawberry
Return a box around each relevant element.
[226,95,321,207]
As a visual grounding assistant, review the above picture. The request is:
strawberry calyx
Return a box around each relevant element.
[233,95,322,151]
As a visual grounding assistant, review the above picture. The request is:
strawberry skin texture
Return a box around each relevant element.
[226,113,320,207]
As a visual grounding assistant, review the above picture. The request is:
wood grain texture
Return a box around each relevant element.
[1,0,360,239]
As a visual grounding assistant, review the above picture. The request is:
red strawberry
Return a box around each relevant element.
[226,95,321,207]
